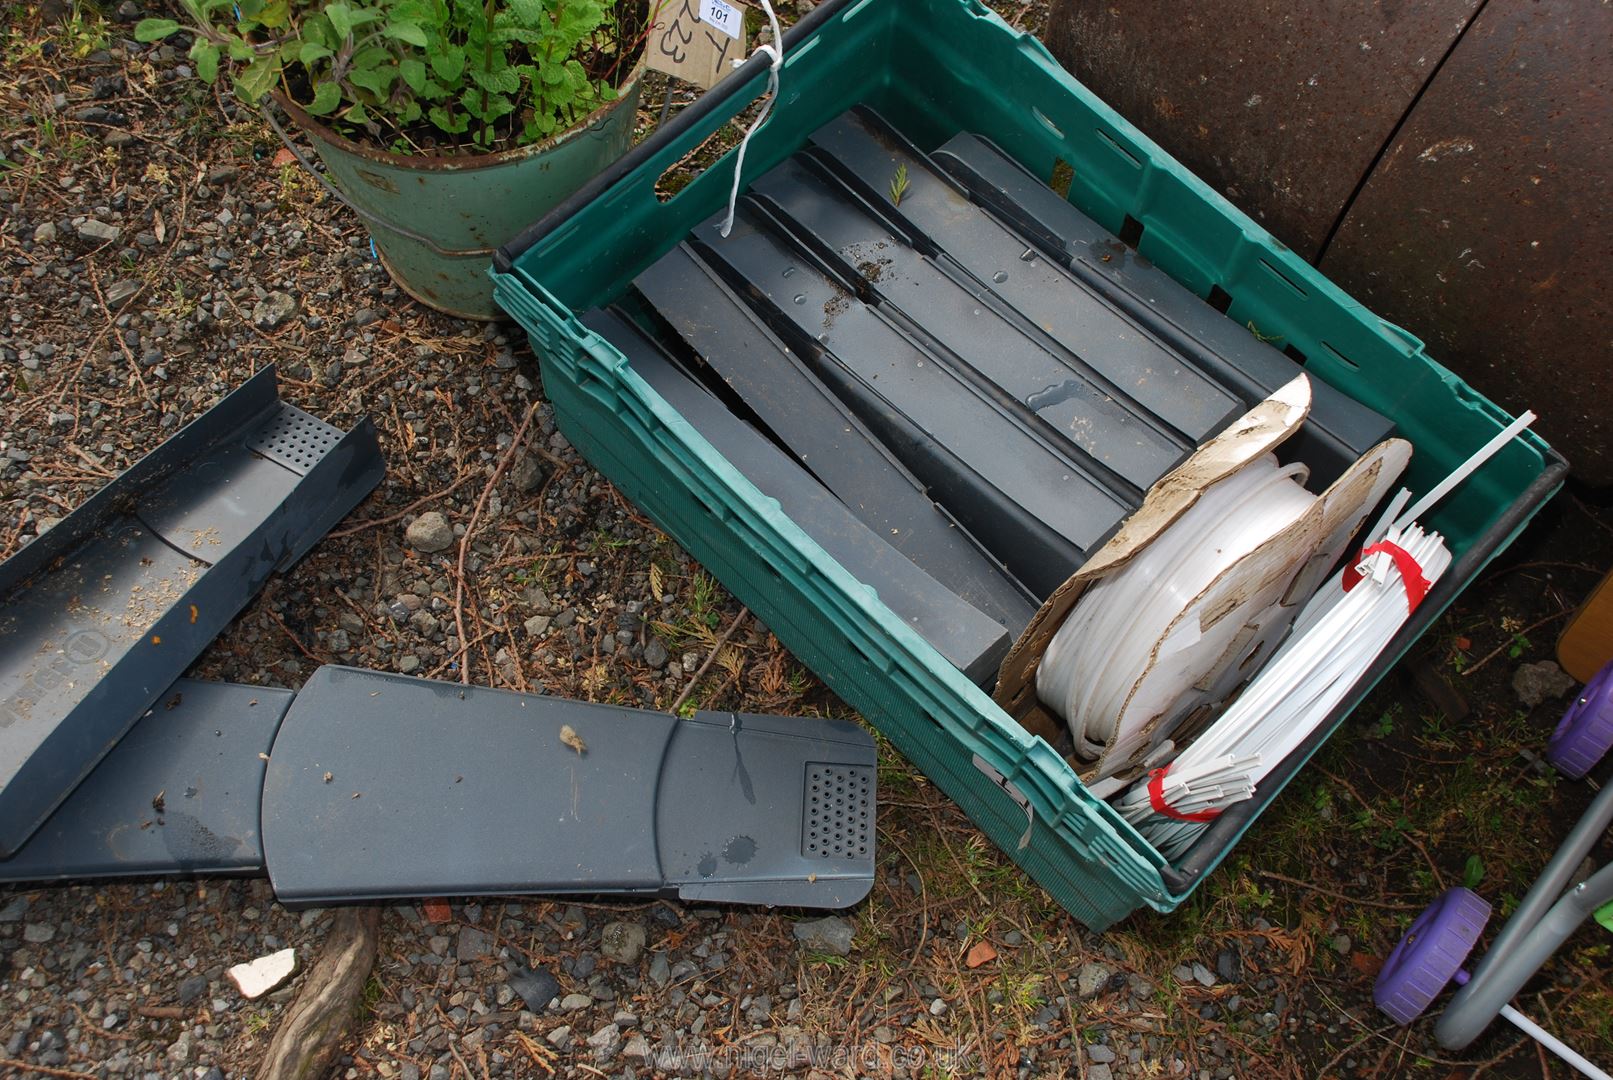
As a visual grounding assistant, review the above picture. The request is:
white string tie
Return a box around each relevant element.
[718,0,783,238]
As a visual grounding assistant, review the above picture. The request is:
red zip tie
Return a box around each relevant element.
[1147,768,1222,823]
[1341,540,1431,612]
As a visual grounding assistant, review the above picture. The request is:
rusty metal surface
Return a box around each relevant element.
[1320,0,1613,485]
[1043,0,1481,259]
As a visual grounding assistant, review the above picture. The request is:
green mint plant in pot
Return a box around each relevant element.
[138,0,647,317]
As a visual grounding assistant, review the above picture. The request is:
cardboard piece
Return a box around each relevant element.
[1094,437,1410,776]
[995,374,1409,778]
[646,0,742,90]
[992,375,1314,738]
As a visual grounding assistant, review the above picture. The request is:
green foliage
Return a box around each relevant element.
[137,0,625,152]
[888,162,909,206]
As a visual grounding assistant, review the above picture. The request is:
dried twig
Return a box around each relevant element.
[1460,608,1574,678]
[1318,768,1447,891]
[669,606,749,714]
[328,472,476,538]
[256,906,381,1080]
[1254,869,1424,911]
[454,402,540,683]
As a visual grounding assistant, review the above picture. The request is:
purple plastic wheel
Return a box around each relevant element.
[1373,887,1491,1025]
[1546,658,1613,779]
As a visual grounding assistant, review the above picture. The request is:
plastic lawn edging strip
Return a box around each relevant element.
[492,0,1564,927]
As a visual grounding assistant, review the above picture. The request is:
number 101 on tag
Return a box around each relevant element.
[699,0,742,39]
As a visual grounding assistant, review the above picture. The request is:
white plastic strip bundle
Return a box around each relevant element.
[1037,454,1315,764]
[1120,409,1536,859]
[1119,521,1452,858]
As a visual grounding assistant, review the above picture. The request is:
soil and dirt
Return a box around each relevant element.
[2,2,1611,1078]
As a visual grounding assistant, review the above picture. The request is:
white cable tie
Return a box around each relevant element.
[717,0,784,239]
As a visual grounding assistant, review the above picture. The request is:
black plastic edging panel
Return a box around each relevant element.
[261,666,876,909]
[688,205,1108,598]
[585,308,1019,683]
[748,158,1190,492]
[632,245,1037,635]
[0,367,384,857]
[803,108,1245,444]
[0,681,293,883]
[933,132,1397,490]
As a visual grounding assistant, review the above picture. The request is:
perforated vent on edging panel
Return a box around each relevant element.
[803,763,873,860]
[247,405,342,474]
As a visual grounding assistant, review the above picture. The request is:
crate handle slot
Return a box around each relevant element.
[1259,258,1310,300]
[1032,107,1065,141]
[1320,341,1362,372]
[1095,127,1142,169]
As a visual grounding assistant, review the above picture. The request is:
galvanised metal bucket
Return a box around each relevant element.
[276,62,643,320]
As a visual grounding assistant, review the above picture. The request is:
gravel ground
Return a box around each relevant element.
[3,4,1611,1079]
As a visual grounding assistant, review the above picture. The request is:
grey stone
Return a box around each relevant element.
[508,966,558,1011]
[1076,962,1113,997]
[929,998,947,1016]
[405,512,455,553]
[0,896,27,922]
[1514,660,1576,707]
[33,221,56,243]
[545,1025,572,1049]
[587,1022,622,1061]
[792,916,854,957]
[622,1034,652,1062]
[524,614,551,637]
[1331,934,1352,955]
[643,638,669,669]
[600,921,647,965]
[105,279,139,306]
[455,927,491,961]
[1087,1043,1116,1064]
[23,923,55,944]
[1192,962,1216,987]
[177,974,208,1005]
[77,218,121,243]
[251,290,298,331]
[512,454,549,493]
[648,952,670,988]
[1089,1065,1113,1080]
[398,655,421,674]
[72,105,124,125]
[560,993,592,1011]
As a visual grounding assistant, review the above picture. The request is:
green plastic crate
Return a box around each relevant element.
[491,0,1566,928]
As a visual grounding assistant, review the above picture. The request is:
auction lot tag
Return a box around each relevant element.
[700,0,743,39]
[648,0,741,89]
